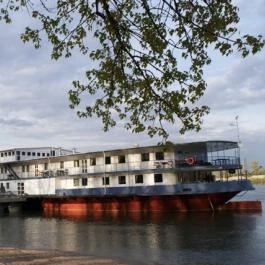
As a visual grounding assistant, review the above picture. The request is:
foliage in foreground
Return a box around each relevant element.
[0,0,264,139]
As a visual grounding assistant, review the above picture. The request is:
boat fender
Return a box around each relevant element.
[185,157,195,165]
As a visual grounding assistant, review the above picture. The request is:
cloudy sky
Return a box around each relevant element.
[0,1,264,169]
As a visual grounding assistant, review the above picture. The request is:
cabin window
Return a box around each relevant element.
[44,163,48,170]
[154,173,163,183]
[90,157,96,166]
[6,182,9,189]
[16,151,20,155]
[8,152,11,156]
[74,160,79,167]
[4,153,7,156]
[0,153,3,157]
[22,165,29,172]
[47,153,50,157]
[102,177,110,185]
[118,175,126,185]
[17,182,24,195]
[82,160,87,173]
[12,151,15,156]
[60,161,64,169]
[155,152,164,160]
[35,164,38,176]
[27,152,31,156]
[32,152,36,156]
[37,153,40,156]
[135,174,143,184]
[82,178,88,186]
[105,156,111,164]
[118,155,126,163]
[22,152,25,156]
[73,178,79,186]
[141,153,149,162]
[42,153,46,157]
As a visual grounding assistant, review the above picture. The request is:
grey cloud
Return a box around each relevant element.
[202,55,265,110]
[0,117,34,127]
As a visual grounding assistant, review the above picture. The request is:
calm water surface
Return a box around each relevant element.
[0,185,265,265]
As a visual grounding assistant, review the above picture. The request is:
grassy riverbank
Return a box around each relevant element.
[249,175,265,185]
[0,247,128,265]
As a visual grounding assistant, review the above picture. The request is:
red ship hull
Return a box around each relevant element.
[42,192,238,213]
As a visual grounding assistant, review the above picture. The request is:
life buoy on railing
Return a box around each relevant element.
[185,157,195,165]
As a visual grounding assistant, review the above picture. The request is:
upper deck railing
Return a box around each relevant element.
[4,155,241,179]
[175,155,239,167]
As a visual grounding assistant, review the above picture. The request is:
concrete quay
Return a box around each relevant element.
[0,248,128,265]
[0,195,27,213]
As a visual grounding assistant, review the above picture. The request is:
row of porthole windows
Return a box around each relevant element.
[0,182,25,195]
[72,152,165,167]
[73,174,163,187]
[0,151,50,158]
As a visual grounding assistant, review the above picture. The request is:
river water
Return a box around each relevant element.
[0,185,265,265]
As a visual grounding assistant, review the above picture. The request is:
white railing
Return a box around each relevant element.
[4,159,175,179]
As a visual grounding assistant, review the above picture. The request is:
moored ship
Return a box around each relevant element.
[0,141,254,213]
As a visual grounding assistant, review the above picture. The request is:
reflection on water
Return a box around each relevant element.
[0,186,264,265]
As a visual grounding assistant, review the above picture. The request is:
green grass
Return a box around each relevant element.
[249,178,265,185]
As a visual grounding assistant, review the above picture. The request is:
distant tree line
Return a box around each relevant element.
[250,161,265,176]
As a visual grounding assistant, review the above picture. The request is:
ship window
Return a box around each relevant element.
[73,178,79,186]
[12,151,15,156]
[154,173,163,183]
[42,153,46,157]
[74,160,79,167]
[135,174,143,184]
[155,152,164,160]
[22,165,25,172]
[6,182,9,189]
[16,151,20,155]
[118,175,126,185]
[141,153,149,162]
[82,178,88,186]
[22,152,25,156]
[1,167,3,174]
[44,163,48,170]
[0,153,3,157]
[102,177,110,185]
[118,155,126,163]
[60,161,64,169]
[90,157,96,166]
[32,152,36,156]
[105,156,111,164]
[37,153,41,156]
[47,153,50,157]
[8,152,11,156]
[27,152,31,156]
[4,153,7,156]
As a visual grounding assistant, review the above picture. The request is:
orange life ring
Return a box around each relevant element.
[185,157,195,165]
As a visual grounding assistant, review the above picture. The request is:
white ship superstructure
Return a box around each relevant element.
[0,141,254,212]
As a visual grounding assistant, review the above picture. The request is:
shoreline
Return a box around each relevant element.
[249,175,265,185]
[0,247,128,265]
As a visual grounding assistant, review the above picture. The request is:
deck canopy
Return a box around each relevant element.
[205,141,238,152]
[174,141,238,153]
